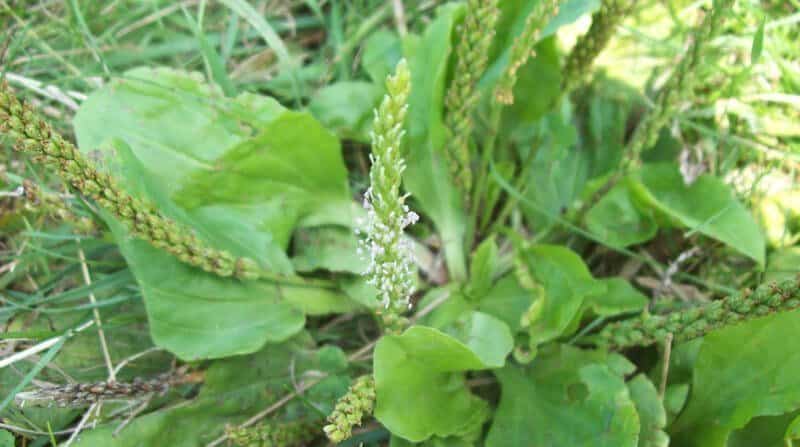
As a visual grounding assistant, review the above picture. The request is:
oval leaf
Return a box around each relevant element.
[374,313,513,442]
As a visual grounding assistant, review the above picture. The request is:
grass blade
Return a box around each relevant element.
[217,0,302,101]
[0,336,66,412]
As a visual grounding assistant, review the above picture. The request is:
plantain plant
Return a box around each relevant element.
[2,0,798,445]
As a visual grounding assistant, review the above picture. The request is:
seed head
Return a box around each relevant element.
[323,375,376,443]
[594,277,800,350]
[494,0,561,104]
[444,0,500,196]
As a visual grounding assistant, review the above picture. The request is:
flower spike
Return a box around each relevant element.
[357,59,418,332]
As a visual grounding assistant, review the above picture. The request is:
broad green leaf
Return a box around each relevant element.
[317,345,349,374]
[0,430,11,447]
[106,140,310,359]
[727,412,800,447]
[628,374,669,447]
[419,277,533,335]
[374,313,513,442]
[75,68,292,271]
[402,4,467,281]
[664,338,704,385]
[281,283,363,316]
[73,334,342,446]
[578,75,645,178]
[339,276,380,309]
[631,163,765,266]
[519,108,589,228]
[517,245,604,347]
[390,435,476,447]
[417,250,641,347]
[106,217,305,360]
[664,384,690,425]
[74,67,352,359]
[173,110,352,228]
[671,310,800,446]
[584,277,649,317]
[585,181,658,248]
[308,81,382,142]
[362,29,403,83]
[440,312,515,368]
[261,63,325,101]
[500,38,563,139]
[416,286,472,330]
[75,68,280,197]
[478,275,534,333]
[486,345,639,447]
[765,246,800,283]
[291,226,363,274]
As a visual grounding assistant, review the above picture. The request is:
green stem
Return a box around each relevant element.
[483,139,540,235]
[466,103,503,248]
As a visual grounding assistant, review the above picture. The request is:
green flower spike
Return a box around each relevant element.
[595,277,800,350]
[226,420,317,447]
[624,0,731,166]
[0,80,270,280]
[561,0,636,93]
[494,0,561,104]
[357,59,418,333]
[572,0,732,221]
[21,180,96,233]
[323,375,377,444]
[444,0,499,196]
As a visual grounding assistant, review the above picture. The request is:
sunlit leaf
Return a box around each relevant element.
[308,81,382,142]
[585,181,658,248]
[74,67,352,359]
[486,344,639,447]
[671,310,800,446]
[631,163,766,267]
[517,244,604,347]
[374,313,513,442]
[628,374,669,447]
